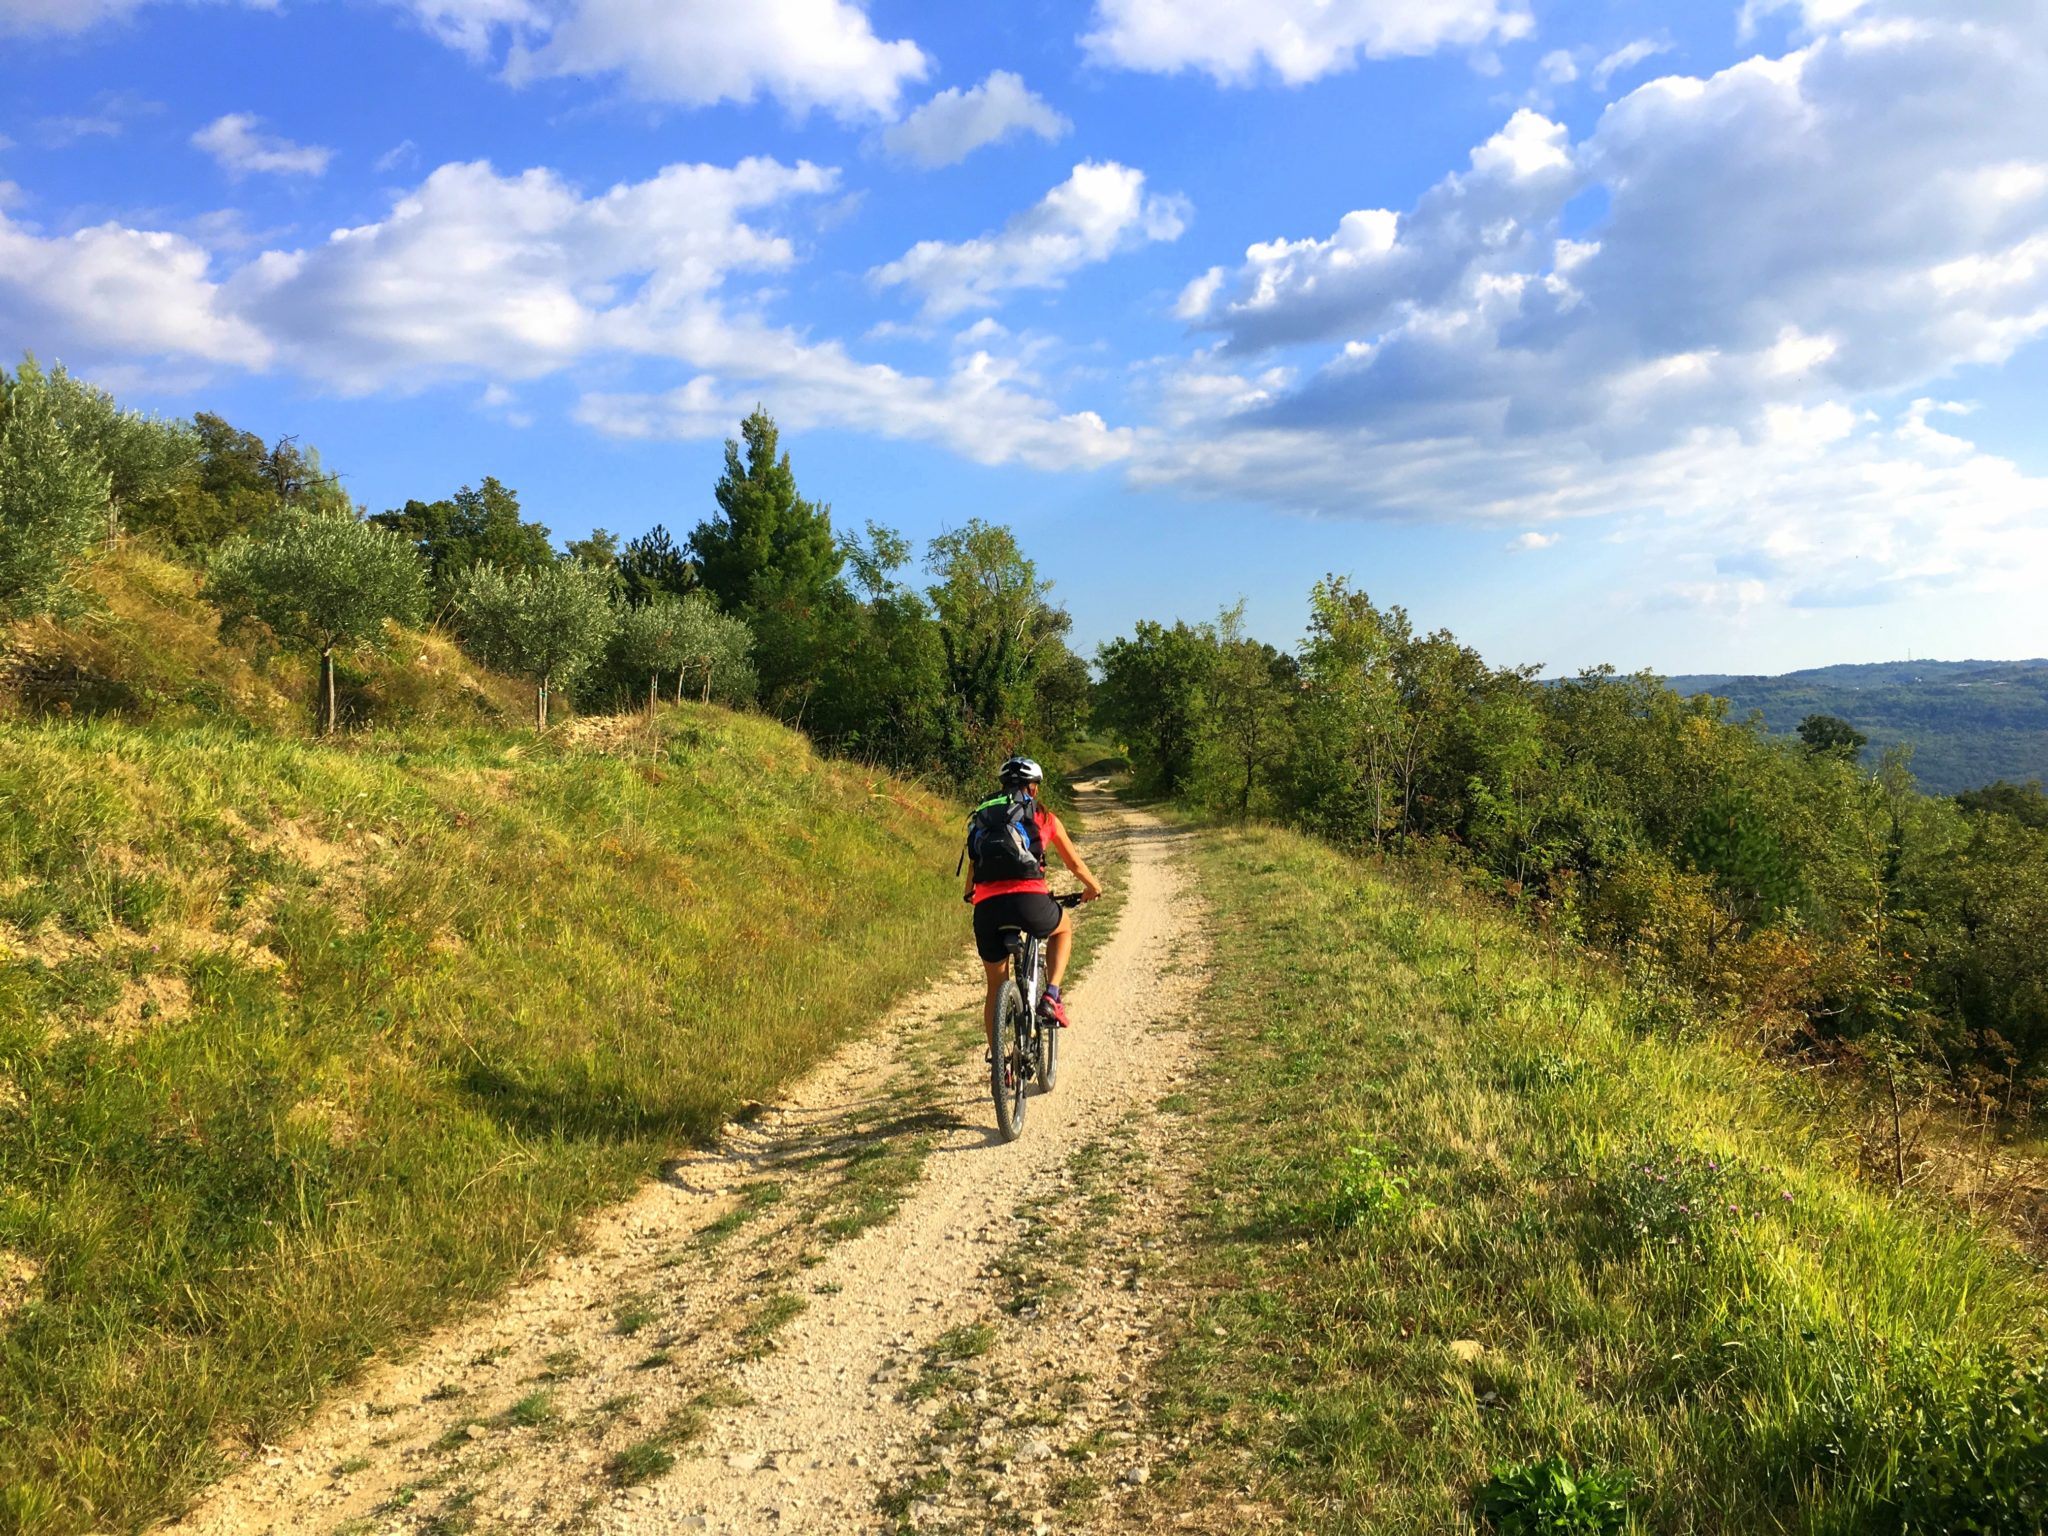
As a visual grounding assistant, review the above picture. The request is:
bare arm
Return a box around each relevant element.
[1047,816,1104,900]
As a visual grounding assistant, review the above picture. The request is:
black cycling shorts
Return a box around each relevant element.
[972,892,1063,963]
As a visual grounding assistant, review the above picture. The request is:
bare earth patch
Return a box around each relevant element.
[168,787,1212,1536]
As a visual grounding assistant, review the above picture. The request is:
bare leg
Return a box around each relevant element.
[1045,909,1075,989]
[982,959,1007,1050]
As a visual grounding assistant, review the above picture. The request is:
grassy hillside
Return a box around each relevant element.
[1163,821,2048,1532]
[0,543,532,733]
[0,706,962,1534]
[1665,658,2048,796]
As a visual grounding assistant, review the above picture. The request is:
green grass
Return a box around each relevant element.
[0,706,962,1534]
[1163,821,2048,1534]
[503,1391,554,1429]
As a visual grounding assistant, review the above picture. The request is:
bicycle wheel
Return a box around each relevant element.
[1035,988,1059,1093]
[991,980,1029,1141]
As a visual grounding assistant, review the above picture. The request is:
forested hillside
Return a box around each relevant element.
[1096,587,2048,1136]
[1666,659,2048,795]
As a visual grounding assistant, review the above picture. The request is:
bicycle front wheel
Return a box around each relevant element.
[1035,995,1059,1093]
[992,981,1029,1142]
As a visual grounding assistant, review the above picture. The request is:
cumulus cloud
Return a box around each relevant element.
[504,0,928,120]
[872,161,1188,319]
[1176,109,1575,354]
[0,214,271,365]
[217,157,838,389]
[0,153,1127,474]
[883,72,1071,169]
[1508,530,1559,550]
[1080,0,1532,84]
[1,0,926,121]
[1148,3,2048,611]
[192,113,332,179]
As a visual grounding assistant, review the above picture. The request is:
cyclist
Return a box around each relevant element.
[964,756,1104,1053]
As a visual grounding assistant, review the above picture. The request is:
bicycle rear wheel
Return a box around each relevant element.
[992,981,1029,1141]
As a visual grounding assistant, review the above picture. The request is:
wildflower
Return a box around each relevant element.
[1780,1191,1793,1202]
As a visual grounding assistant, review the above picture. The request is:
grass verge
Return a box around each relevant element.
[1160,820,2048,1534]
[0,706,960,1535]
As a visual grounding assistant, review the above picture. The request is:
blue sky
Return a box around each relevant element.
[2,0,2044,677]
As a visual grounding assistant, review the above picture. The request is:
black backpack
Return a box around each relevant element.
[959,792,1046,884]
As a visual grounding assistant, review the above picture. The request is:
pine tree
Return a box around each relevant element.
[689,409,844,711]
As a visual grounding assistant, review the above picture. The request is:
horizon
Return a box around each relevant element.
[2,0,2044,678]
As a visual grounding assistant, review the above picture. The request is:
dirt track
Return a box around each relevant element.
[170,785,1213,1536]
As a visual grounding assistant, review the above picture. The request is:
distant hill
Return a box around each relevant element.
[1663,658,2048,797]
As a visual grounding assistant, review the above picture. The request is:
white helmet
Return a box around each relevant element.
[999,755,1043,788]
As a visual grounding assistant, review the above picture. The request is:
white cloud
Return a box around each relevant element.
[393,0,541,56]
[505,0,928,120]
[1177,109,1575,353]
[577,347,1134,475]
[0,213,271,365]
[0,0,926,122]
[219,157,838,389]
[1080,0,1532,85]
[0,153,1127,476]
[1537,49,1578,84]
[1144,4,2048,613]
[192,113,332,179]
[1590,37,1671,90]
[883,72,1071,169]
[1508,530,1559,550]
[1739,0,1871,39]
[872,161,1189,319]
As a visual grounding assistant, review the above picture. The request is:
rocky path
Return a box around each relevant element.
[171,786,1211,1536]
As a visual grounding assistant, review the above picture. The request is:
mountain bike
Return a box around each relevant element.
[990,892,1085,1143]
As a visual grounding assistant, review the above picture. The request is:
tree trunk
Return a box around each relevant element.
[701,660,712,704]
[322,646,336,736]
[647,671,658,719]
[536,677,549,730]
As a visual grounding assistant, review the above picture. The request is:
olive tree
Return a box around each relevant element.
[611,595,690,717]
[455,560,617,728]
[0,357,111,620]
[672,590,756,705]
[205,511,429,733]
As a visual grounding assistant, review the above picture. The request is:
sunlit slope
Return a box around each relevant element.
[1170,820,2048,1533]
[0,542,530,731]
[0,708,960,1534]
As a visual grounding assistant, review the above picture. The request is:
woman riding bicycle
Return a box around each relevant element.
[964,756,1104,1054]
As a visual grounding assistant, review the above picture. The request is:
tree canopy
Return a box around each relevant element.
[204,510,428,732]
[371,477,554,606]
[0,357,111,620]
[454,559,616,728]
